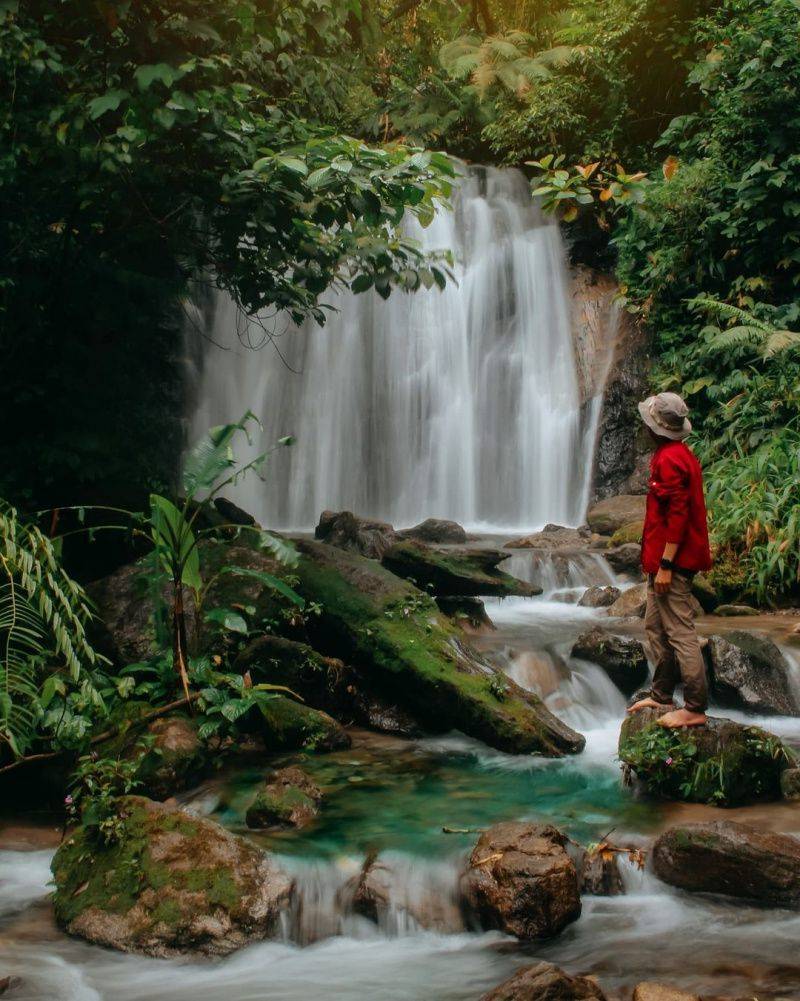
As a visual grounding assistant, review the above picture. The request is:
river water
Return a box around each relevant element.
[2,551,799,1001]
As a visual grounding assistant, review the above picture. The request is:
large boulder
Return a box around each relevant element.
[397,518,467,544]
[314,510,397,559]
[52,796,292,957]
[652,821,800,908]
[381,539,539,598]
[480,962,606,1001]
[607,583,648,618]
[460,822,581,939]
[246,766,322,829]
[587,495,647,536]
[344,855,462,932]
[619,707,793,805]
[571,628,649,695]
[257,695,350,753]
[292,541,585,756]
[504,525,593,551]
[577,585,621,608]
[604,543,643,577]
[705,631,799,716]
[610,520,644,546]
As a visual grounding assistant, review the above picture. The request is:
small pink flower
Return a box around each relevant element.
[64,795,73,805]
[665,757,673,766]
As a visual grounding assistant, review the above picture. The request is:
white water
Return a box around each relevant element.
[189,166,605,532]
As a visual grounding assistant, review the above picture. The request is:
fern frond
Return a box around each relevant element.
[763,329,800,357]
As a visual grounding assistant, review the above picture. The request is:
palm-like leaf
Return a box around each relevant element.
[182,411,261,499]
[689,296,800,359]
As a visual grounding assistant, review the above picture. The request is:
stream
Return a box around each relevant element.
[1,548,799,1000]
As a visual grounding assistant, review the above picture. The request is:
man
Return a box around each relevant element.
[627,392,712,728]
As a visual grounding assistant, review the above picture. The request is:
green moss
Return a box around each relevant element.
[381,540,535,597]
[610,520,644,546]
[258,696,349,752]
[247,786,313,827]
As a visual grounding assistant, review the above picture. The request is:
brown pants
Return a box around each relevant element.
[644,573,708,713]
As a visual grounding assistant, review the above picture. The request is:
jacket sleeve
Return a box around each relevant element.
[651,451,690,545]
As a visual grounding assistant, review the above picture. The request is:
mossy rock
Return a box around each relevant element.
[246,766,322,829]
[619,708,793,806]
[258,695,350,753]
[609,520,643,546]
[381,540,539,598]
[292,540,584,756]
[51,796,292,957]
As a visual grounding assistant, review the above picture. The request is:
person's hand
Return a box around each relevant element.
[655,567,672,594]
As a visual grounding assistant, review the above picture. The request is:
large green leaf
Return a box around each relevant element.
[149,494,202,595]
[181,412,260,499]
[218,566,304,608]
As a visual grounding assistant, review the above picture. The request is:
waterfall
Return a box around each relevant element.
[189,166,605,531]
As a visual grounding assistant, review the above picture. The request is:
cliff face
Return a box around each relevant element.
[569,266,650,502]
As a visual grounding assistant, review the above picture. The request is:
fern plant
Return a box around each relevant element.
[688,296,800,359]
[439,32,575,99]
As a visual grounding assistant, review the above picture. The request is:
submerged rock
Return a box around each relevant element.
[571,628,649,695]
[246,766,322,829]
[52,796,292,957]
[577,585,621,608]
[314,510,397,559]
[293,541,585,756]
[619,707,793,805]
[460,821,581,939]
[397,518,467,544]
[713,603,759,617]
[381,539,538,598]
[607,583,648,618]
[480,961,606,1001]
[705,631,799,716]
[587,495,647,536]
[652,821,800,908]
[633,985,699,1001]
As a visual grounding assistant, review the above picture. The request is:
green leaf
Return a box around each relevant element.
[134,63,182,91]
[149,494,202,596]
[87,90,129,120]
[182,413,259,498]
[204,608,248,634]
[218,566,304,607]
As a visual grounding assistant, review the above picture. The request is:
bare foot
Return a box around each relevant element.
[626,697,674,715]
[657,708,707,728]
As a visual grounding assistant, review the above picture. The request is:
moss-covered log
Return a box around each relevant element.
[291,540,584,756]
[381,539,539,597]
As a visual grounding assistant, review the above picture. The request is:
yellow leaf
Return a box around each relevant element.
[562,203,579,222]
[662,155,679,181]
[599,187,613,202]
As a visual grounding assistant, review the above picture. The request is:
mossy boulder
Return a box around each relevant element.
[314,510,397,559]
[51,796,292,957]
[587,495,647,536]
[619,707,793,805]
[246,766,322,829]
[257,695,350,753]
[610,519,643,546]
[381,540,539,598]
[292,540,585,756]
[397,518,467,544]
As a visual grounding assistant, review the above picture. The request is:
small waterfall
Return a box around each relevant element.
[189,166,609,531]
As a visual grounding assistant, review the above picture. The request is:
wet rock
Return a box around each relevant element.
[691,573,718,613]
[610,520,643,546]
[135,715,208,800]
[246,766,322,829]
[504,525,592,551]
[607,583,647,618]
[705,631,799,716]
[577,585,621,608]
[480,961,606,1001]
[571,628,649,695]
[381,540,539,598]
[293,540,585,756]
[713,604,759,617]
[52,796,292,957]
[619,707,793,805]
[314,510,398,560]
[652,821,800,908]
[87,561,166,663]
[587,495,647,536]
[436,596,496,632]
[397,518,467,544]
[257,696,350,753]
[0,978,22,996]
[633,985,699,1001]
[213,496,257,527]
[604,543,643,577]
[579,850,625,896]
[461,821,581,939]
[345,855,461,932]
[780,767,800,801]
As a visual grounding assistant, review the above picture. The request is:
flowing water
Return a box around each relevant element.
[3,551,800,1001]
[188,167,605,532]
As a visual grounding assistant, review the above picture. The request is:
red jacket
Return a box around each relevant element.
[641,440,712,575]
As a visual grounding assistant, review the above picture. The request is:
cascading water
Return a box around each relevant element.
[189,166,604,531]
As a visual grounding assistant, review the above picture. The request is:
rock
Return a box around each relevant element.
[87,561,167,663]
[571,628,649,695]
[713,604,759,617]
[705,631,799,716]
[257,695,350,753]
[577,585,621,608]
[691,573,718,612]
[397,518,467,544]
[610,520,643,546]
[314,510,397,559]
[381,540,539,598]
[0,978,22,996]
[607,583,648,618]
[292,540,585,756]
[213,496,257,527]
[504,526,592,551]
[480,961,606,1001]
[780,767,800,800]
[633,985,699,1001]
[436,595,496,632]
[652,821,800,908]
[135,715,208,800]
[587,495,647,536]
[345,855,461,932]
[51,796,292,957]
[579,850,625,896]
[619,707,793,805]
[246,766,321,829]
[460,822,581,939]
[604,543,643,576]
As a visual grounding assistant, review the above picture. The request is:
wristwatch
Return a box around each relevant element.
[660,558,675,570]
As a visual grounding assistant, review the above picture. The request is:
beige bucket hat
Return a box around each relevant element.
[638,392,692,441]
